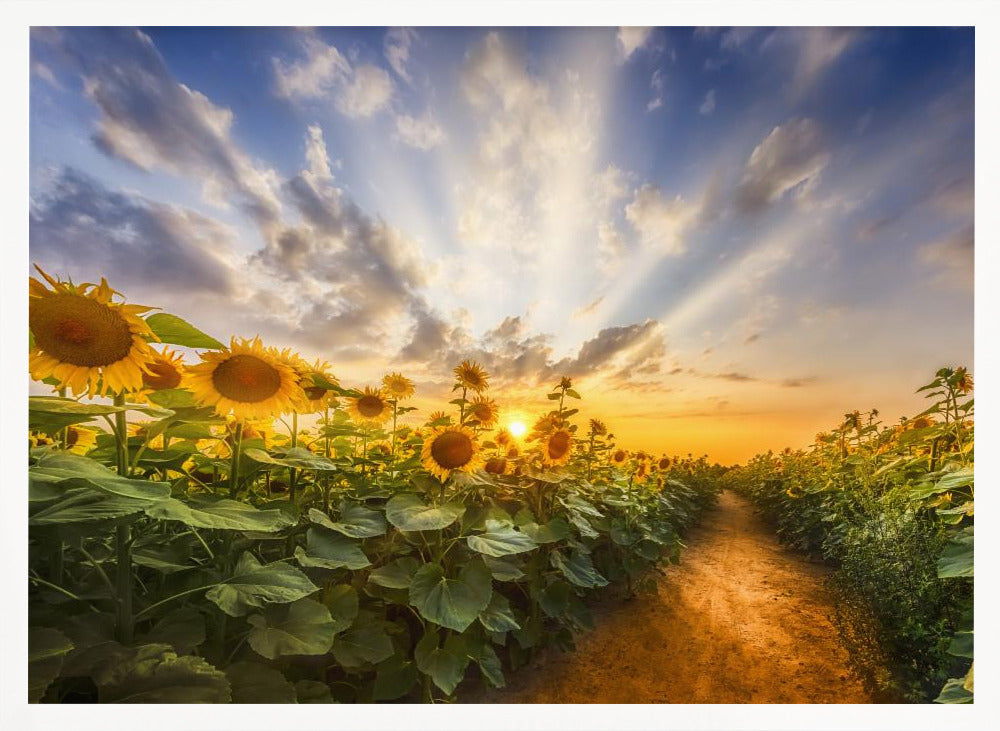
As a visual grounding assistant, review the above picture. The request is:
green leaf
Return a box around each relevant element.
[373,654,418,701]
[31,452,172,502]
[521,517,571,544]
[948,631,974,659]
[29,488,149,525]
[482,555,525,582]
[938,527,974,578]
[385,494,465,532]
[935,676,974,704]
[330,620,394,667]
[409,559,493,632]
[248,598,337,659]
[206,552,318,617]
[320,584,359,633]
[551,550,609,588]
[224,661,296,703]
[141,607,206,655]
[565,388,582,399]
[471,641,505,689]
[29,627,74,703]
[294,527,371,571]
[145,312,224,349]
[145,388,199,409]
[308,504,386,538]
[538,580,572,617]
[244,447,337,471]
[368,557,421,589]
[295,680,335,703]
[467,519,538,557]
[146,496,296,532]
[478,591,520,632]
[94,644,231,703]
[414,630,470,695]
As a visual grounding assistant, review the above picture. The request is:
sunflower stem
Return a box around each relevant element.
[58,387,69,450]
[289,411,299,502]
[113,393,128,477]
[115,524,134,644]
[230,421,243,494]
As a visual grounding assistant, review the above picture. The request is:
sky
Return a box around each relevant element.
[28,26,974,463]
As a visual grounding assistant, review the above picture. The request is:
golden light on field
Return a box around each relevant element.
[508,420,527,439]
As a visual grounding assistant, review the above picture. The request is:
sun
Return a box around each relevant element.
[508,420,527,439]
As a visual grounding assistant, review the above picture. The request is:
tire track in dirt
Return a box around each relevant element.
[475,490,874,703]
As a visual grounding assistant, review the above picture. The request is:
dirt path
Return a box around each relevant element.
[477,490,874,703]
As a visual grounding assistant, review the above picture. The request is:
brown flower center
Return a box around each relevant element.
[356,394,385,418]
[304,386,327,401]
[144,360,182,390]
[547,431,571,460]
[30,293,134,367]
[485,457,506,474]
[431,430,474,470]
[211,354,282,403]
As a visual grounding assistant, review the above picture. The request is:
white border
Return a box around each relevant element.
[1,2,997,729]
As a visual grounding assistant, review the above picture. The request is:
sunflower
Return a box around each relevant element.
[426,411,452,426]
[142,346,185,391]
[506,445,520,459]
[495,427,512,447]
[29,267,157,397]
[347,386,392,424]
[635,460,649,479]
[589,419,607,436]
[611,448,629,466]
[382,372,415,400]
[296,359,339,412]
[953,367,974,395]
[368,440,393,459]
[484,457,508,475]
[658,456,672,470]
[185,337,306,420]
[421,425,483,481]
[453,359,490,393]
[468,396,499,428]
[911,416,936,430]
[65,425,99,455]
[542,429,572,467]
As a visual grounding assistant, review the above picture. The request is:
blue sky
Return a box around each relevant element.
[28,26,974,461]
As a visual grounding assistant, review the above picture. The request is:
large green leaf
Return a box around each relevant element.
[409,559,493,632]
[295,680,335,703]
[320,584,359,633]
[414,630,470,696]
[482,555,525,581]
[478,591,520,632]
[224,661,296,703]
[206,552,318,617]
[146,496,295,532]
[935,675,974,704]
[551,549,609,588]
[470,640,505,689]
[141,607,206,655]
[294,527,371,571]
[330,619,394,667]
[94,644,230,703]
[244,447,337,471]
[145,312,224,349]
[948,631,974,659]
[373,654,418,701]
[368,557,421,589]
[31,453,171,502]
[385,494,465,532]
[29,488,148,525]
[521,517,571,544]
[247,598,337,659]
[938,527,974,578]
[467,519,538,557]
[29,627,74,703]
[308,503,386,538]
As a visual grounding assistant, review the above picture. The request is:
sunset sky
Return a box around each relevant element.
[28,26,974,463]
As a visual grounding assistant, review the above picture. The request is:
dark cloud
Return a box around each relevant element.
[781,377,817,388]
[743,333,761,345]
[30,167,237,296]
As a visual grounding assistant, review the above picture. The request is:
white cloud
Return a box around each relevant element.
[624,184,700,256]
[617,27,654,61]
[647,69,665,112]
[394,113,445,150]
[735,118,829,213]
[918,225,973,291]
[699,89,716,115]
[336,64,394,118]
[764,28,860,97]
[384,27,418,82]
[304,124,333,181]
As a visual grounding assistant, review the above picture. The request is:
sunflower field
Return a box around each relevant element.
[27,268,722,703]
[722,368,974,704]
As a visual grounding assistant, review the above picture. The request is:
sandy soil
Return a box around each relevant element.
[475,490,875,704]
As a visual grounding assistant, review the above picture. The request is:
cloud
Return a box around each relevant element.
[699,89,716,115]
[617,27,654,61]
[734,118,829,214]
[34,27,284,233]
[304,124,333,180]
[30,167,238,297]
[384,27,418,82]
[918,225,973,291]
[647,69,665,111]
[624,184,701,255]
[394,113,445,149]
[764,28,860,96]
[273,30,394,118]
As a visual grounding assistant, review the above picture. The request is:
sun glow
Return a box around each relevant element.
[508,420,527,439]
